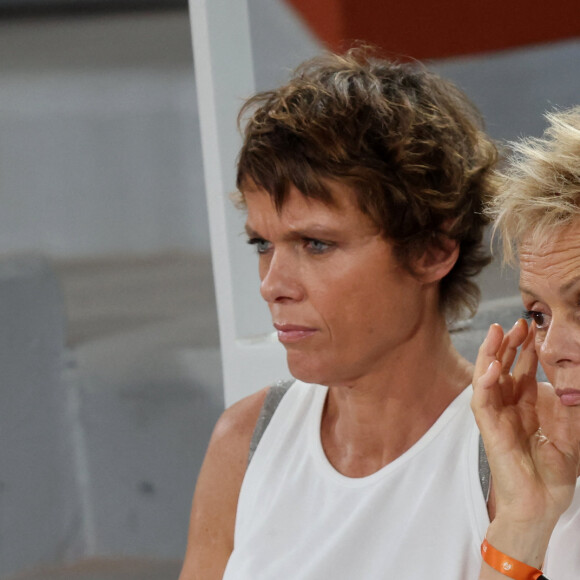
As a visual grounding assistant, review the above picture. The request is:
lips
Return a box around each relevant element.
[555,388,580,407]
[274,323,317,344]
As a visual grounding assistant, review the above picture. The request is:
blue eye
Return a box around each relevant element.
[305,238,332,254]
[247,237,271,254]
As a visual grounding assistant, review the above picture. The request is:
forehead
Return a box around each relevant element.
[519,219,580,290]
[244,182,375,231]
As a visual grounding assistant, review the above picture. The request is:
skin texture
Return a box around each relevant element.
[472,220,580,579]
[520,221,580,400]
[246,184,437,388]
[179,182,474,578]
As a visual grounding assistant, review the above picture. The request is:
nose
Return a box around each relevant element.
[259,249,303,304]
[539,317,580,369]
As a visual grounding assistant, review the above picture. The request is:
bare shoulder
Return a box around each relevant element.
[178,387,269,580]
[213,386,270,449]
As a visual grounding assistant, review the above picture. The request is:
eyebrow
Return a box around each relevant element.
[518,284,538,301]
[245,224,259,238]
[244,223,346,240]
[561,274,580,294]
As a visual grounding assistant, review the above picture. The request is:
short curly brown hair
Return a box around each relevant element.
[236,49,498,321]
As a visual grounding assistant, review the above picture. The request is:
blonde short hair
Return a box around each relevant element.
[490,106,580,263]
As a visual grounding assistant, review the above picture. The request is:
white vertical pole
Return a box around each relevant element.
[188,0,289,406]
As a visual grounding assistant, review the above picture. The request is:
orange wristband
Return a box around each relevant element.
[481,539,544,580]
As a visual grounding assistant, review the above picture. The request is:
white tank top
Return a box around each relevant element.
[224,381,489,579]
[543,477,580,579]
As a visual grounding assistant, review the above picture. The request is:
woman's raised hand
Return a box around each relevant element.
[472,319,579,567]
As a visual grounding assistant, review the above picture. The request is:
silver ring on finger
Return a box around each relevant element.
[535,427,549,444]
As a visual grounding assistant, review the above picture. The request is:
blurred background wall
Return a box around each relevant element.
[0,0,578,577]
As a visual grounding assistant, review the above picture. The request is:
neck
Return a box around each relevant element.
[320,317,473,477]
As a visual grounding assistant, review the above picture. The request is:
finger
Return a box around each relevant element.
[511,324,540,434]
[512,323,538,399]
[472,358,502,404]
[472,355,503,424]
[496,319,529,376]
[491,320,528,406]
[474,324,504,383]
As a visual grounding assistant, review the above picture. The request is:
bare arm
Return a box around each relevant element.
[178,388,268,580]
[472,320,580,579]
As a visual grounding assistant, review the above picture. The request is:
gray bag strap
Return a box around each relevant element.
[248,379,294,465]
[248,380,492,504]
[479,434,491,502]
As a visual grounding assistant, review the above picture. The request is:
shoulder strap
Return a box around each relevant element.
[248,379,294,465]
[479,434,491,502]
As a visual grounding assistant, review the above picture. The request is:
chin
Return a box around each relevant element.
[288,360,355,388]
[288,367,325,386]
[287,354,331,386]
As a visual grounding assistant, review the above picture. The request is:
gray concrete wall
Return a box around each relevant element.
[0,12,207,257]
[0,253,224,578]
[68,330,223,560]
[0,256,84,578]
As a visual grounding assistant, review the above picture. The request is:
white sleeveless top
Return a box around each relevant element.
[543,476,580,579]
[223,381,489,579]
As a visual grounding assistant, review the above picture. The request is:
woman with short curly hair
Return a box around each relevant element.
[180,49,505,579]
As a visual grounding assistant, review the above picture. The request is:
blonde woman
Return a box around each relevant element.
[473,107,580,580]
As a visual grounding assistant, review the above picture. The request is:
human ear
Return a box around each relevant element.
[413,235,459,284]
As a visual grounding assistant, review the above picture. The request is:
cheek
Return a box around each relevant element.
[257,254,273,281]
[535,336,549,368]
[535,335,573,387]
